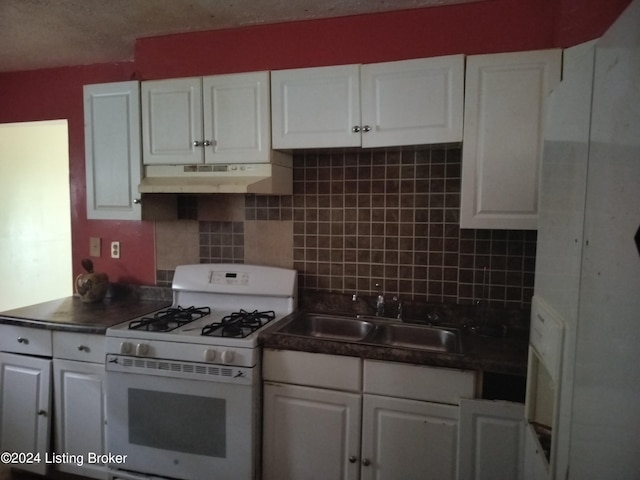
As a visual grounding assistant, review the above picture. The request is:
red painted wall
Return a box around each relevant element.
[0,0,631,287]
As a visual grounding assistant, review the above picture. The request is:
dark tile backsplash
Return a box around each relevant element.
[291,146,535,308]
[199,221,245,264]
[159,146,536,309]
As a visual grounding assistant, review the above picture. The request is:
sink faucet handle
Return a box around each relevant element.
[393,295,403,320]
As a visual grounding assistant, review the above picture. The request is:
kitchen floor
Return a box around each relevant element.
[0,466,90,480]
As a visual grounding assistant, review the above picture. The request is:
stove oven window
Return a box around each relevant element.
[128,389,226,458]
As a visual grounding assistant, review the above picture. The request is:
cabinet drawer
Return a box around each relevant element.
[0,325,52,357]
[364,359,475,404]
[263,349,361,392]
[52,331,105,363]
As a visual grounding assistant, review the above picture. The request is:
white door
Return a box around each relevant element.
[271,64,361,149]
[361,394,459,480]
[262,382,361,480]
[0,352,51,475]
[360,55,464,148]
[458,398,525,480]
[84,81,141,220]
[460,49,561,229]
[202,71,270,164]
[142,77,203,165]
[53,359,106,479]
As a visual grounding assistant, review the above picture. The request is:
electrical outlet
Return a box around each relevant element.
[89,237,101,257]
[111,241,120,259]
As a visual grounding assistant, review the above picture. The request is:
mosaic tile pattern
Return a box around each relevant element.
[155,146,536,308]
[199,221,245,264]
[291,147,536,308]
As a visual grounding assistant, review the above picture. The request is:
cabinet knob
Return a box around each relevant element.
[352,126,361,133]
[193,140,203,147]
[362,458,371,466]
[362,125,371,133]
[38,410,47,417]
[203,140,212,147]
[348,456,357,464]
[78,345,89,352]
[17,337,28,344]
[133,198,141,205]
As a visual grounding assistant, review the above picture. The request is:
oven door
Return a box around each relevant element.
[106,356,258,480]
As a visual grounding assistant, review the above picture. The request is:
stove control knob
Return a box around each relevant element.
[136,343,149,356]
[204,349,216,362]
[221,350,235,364]
[120,342,132,355]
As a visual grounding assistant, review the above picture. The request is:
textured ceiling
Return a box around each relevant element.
[0,0,477,73]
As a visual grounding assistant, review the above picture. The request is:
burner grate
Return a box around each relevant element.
[201,309,275,338]
[129,306,211,332]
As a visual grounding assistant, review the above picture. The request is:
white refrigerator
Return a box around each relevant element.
[530,1,640,479]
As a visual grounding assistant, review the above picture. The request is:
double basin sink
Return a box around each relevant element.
[277,313,462,355]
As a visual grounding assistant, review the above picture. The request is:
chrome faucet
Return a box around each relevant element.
[375,284,385,317]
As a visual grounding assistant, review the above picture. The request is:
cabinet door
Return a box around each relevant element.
[523,423,550,480]
[361,394,459,480]
[84,81,141,220]
[53,359,106,479]
[0,352,51,475]
[360,55,464,148]
[203,71,271,164]
[460,49,561,229]
[142,77,203,165]
[271,64,361,149]
[263,382,361,480]
[458,398,525,480]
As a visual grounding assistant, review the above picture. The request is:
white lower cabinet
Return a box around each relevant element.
[523,423,549,480]
[52,331,107,479]
[0,352,52,476]
[53,359,107,479]
[361,394,459,480]
[263,383,361,480]
[457,398,525,480]
[262,350,475,480]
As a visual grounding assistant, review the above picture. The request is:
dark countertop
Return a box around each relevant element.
[0,295,172,334]
[261,311,529,377]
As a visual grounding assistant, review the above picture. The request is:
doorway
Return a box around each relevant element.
[0,120,72,310]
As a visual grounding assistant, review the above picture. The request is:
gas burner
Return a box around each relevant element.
[201,309,276,338]
[129,306,211,332]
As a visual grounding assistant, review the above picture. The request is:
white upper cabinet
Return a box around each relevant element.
[202,72,271,164]
[460,49,562,230]
[360,56,464,148]
[271,64,361,149]
[142,71,271,165]
[84,81,142,220]
[271,55,464,149]
[142,77,203,165]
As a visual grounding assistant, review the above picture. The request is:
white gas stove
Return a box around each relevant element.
[106,263,297,368]
[105,264,296,480]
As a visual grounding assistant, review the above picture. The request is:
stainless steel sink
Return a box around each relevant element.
[277,313,462,354]
[278,314,374,342]
[371,323,462,354]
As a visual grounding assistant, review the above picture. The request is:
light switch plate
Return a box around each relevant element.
[89,237,101,257]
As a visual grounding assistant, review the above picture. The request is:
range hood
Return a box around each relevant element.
[138,155,292,195]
